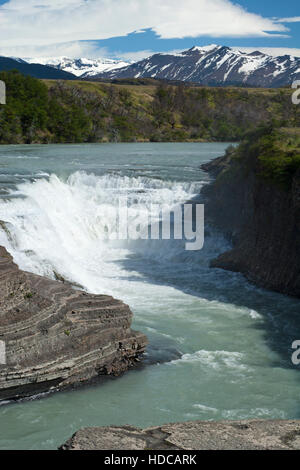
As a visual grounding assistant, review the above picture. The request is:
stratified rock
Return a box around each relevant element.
[0,246,147,401]
[60,420,300,450]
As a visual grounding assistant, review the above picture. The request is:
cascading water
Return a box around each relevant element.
[0,171,206,294]
[0,142,299,450]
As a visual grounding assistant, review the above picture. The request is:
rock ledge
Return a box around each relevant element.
[0,246,147,401]
[60,420,300,450]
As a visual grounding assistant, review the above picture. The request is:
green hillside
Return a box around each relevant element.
[217,126,300,189]
[0,71,299,144]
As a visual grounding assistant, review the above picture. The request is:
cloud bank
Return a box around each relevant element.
[0,0,290,57]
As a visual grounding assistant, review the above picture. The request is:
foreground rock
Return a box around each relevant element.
[0,246,147,401]
[60,420,300,450]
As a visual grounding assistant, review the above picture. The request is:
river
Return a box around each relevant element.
[0,142,299,450]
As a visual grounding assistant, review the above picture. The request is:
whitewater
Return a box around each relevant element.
[0,142,299,450]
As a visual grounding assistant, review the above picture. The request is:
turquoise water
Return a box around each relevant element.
[0,143,299,450]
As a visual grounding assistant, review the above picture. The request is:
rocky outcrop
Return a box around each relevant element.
[60,420,300,450]
[202,142,300,298]
[0,246,147,401]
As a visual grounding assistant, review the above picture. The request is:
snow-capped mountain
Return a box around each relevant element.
[25,57,131,78]
[7,46,300,87]
[93,45,300,87]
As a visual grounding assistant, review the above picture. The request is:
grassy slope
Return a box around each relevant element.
[219,126,300,189]
[0,71,299,144]
[257,128,300,187]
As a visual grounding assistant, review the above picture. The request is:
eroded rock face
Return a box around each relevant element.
[60,420,300,450]
[202,158,300,298]
[0,246,147,401]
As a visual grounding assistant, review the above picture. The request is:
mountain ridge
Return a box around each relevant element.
[0,56,76,80]
[91,45,300,88]
[25,56,132,78]
[4,45,300,86]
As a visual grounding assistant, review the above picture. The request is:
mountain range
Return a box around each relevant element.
[93,45,300,87]
[0,56,130,80]
[24,56,131,78]
[2,45,300,87]
[0,56,76,80]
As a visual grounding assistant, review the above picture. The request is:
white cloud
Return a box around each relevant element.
[0,41,106,59]
[233,47,300,58]
[133,29,148,35]
[0,0,289,57]
[276,17,300,23]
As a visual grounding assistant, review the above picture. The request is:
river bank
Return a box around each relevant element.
[202,127,300,298]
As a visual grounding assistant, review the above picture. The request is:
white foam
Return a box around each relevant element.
[249,309,262,320]
[170,349,248,371]
[222,408,287,420]
[0,171,201,296]
[193,404,218,413]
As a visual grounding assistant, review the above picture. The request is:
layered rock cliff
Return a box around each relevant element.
[0,246,147,401]
[202,127,300,298]
[60,420,300,450]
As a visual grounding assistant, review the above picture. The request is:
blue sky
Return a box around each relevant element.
[0,0,299,59]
